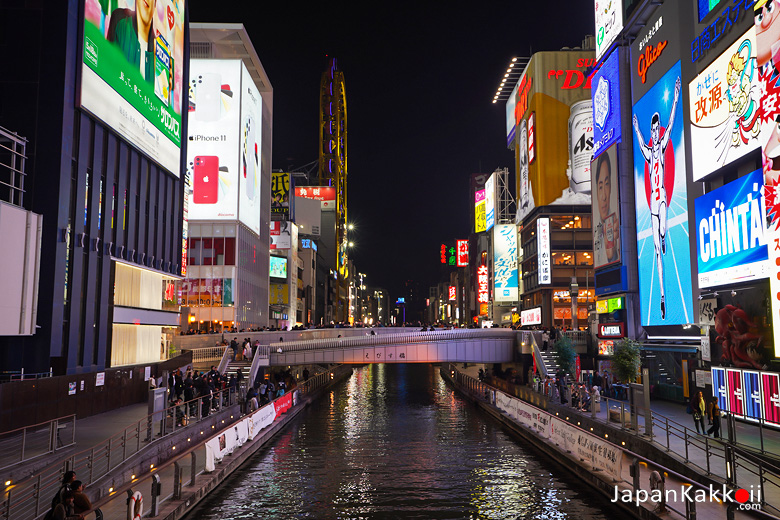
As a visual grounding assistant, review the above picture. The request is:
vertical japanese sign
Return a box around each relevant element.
[595,0,623,61]
[485,174,496,231]
[494,224,518,302]
[475,189,487,233]
[528,112,536,164]
[449,286,457,300]
[537,218,551,284]
[477,264,489,315]
[457,240,469,267]
[271,172,290,218]
[688,28,760,181]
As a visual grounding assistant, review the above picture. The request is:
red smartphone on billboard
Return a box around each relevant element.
[194,156,218,204]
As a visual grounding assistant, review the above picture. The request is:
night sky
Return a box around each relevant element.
[189,2,595,300]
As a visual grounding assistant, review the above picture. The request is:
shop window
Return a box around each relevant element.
[225,237,236,265]
[188,238,201,266]
[576,252,593,266]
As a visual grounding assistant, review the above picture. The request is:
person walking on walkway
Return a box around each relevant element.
[707,397,722,438]
[691,392,707,434]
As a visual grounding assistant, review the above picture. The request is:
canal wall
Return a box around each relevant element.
[88,367,354,520]
[442,368,672,520]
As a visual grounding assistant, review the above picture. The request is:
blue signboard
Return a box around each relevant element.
[695,168,769,288]
[592,48,622,158]
[712,367,728,413]
[743,370,763,421]
[632,61,694,326]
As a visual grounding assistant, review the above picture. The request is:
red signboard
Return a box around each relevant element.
[273,392,293,416]
[597,322,625,338]
[528,112,536,164]
[295,186,336,209]
[477,265,489,306]
[457,240,469,267]
[440,244,447,264]
[449,286,456,301]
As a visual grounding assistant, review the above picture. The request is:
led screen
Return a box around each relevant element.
[238,65,262,234]
[631,61,693,326]
[591,143,621,269]
[270,256,287,279]
[493,224,518,302]
[81,0,185,174]
[591,48,622,158]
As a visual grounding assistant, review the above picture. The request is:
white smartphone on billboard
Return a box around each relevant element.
[195,73,221,122]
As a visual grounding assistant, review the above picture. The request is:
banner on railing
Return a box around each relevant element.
[495,390,622,480]
[274,392,294,416]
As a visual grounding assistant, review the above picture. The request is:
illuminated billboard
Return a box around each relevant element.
[81,0,185,175]
[475,189,487,233]
[477,264,489,310]
[506,79,520,146]
[485,174,495,231]
[295,186,336,210]
[688,28,760,181]
[186,60,242,222]
[494,224,518,302]
[270,221,292,250]
[631,60,693,326]
[239,65,262,234]
[537,218,551,285]
[270,256,287,279]
[510,51,595,223]
[272,172,291,218]
[695,169,769,288]
[591,48,622,158]
[591,143,621,269]
[520,307,542,326]
[448,286,456,301]
[457,240,469,267]
[595,0,623,61]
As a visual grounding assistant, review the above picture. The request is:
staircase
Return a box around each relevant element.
[538,349,560,377]
[223,359,251,380]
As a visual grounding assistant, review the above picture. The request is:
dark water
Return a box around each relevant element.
[190,364,613,519]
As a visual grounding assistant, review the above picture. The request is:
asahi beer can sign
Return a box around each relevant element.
[569,100,594,193]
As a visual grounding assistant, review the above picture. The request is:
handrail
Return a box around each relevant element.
[2,387,239,520]
[185,345,226,364]
[0,415,76,474]
[248,345,270,387]
[217,345,232,374]
[527,332,548,378]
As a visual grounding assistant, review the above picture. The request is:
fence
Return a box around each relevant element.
[185,346,227,365]
[1,388,239,520]
[0,416,75,474]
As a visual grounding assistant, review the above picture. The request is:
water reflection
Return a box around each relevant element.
[190,364,612,519]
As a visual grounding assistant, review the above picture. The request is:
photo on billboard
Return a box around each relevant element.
[239,65,262,234]
[272,172,291,218]
[591,143,621,269]
[494,224,518,302]
[270,221,292,250]
[81,0,185,175]
[186,60,242,221]
[632,61,693,326]
[695,168,769,288]
[485,174,495,231]
[689,28,761,181]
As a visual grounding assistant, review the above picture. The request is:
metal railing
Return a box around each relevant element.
[185,346,227,365]
[0,370,53,384]
[297,365,353,396]
[0,416,75,473]
[248,345,271,386]
[270,328,518,353]
[1,388,239,520]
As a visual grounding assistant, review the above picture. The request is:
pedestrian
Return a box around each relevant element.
[707,397,721,438]
[50,491,84,520]
[690,391,707,434]
[590,385,601,412]
[542,329,550,351]
[70,481,92,515]
[51,471,76,510]
[592,371,603,393]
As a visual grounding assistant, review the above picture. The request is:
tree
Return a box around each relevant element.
[554,335,577,376]
[613,338,641,383]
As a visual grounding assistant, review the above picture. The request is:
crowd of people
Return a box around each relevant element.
[689,391,721,437]
[45,471,93,520]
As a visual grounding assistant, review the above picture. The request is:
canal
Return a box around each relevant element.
[189,364,615,519]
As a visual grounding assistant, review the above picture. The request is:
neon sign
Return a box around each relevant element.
[637,40,668,84]
[477,264,489,307]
